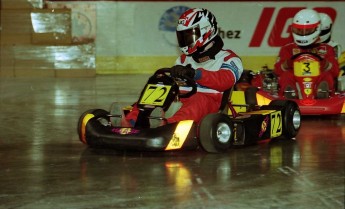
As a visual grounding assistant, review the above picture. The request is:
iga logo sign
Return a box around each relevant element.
[249,7,337,47]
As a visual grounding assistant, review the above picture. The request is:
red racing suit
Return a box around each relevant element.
[126,49,243,124]
[274,42,339,94]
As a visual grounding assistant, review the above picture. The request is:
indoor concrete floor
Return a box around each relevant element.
[0,75,344,209]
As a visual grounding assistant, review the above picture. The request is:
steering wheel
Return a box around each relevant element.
[154,68,197,98]
[291,52,323,61]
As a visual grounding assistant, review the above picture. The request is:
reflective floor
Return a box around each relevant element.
[0,75,344,209]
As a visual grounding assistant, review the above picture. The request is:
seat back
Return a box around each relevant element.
[218,88,248,115]
[229,90,248,114]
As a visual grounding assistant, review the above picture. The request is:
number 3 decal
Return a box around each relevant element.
[270,111,282,138]
[303,62,311,73]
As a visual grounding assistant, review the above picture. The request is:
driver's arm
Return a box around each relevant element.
[195,57,243,92]
[274,44,293,76]
[323,45,340,78]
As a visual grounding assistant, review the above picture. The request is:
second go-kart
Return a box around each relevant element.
[237,52,345,115]
[78,68,301,153]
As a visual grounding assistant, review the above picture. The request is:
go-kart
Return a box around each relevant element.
[77,68,301,153]
[237,52,345,115]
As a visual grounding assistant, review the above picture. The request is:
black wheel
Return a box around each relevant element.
[269,100,301,139]
[77,109,109,143]
[199,113,234,153]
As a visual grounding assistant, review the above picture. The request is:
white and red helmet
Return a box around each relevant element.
[176,8,218,55]
[291,9,321,46]
[319,13,333,43]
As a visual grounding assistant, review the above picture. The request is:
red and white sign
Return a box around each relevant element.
[92,1,344,57]
[249,7,337,48]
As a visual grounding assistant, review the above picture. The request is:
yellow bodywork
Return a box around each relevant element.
[229,91,247,114]
[165,120,194,150]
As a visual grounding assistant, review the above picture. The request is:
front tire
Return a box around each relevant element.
[77,109,109,144]
[199,113,234,153]
[269,100,301,139]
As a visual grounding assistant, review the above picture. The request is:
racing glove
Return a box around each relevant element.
[171,64,195,80]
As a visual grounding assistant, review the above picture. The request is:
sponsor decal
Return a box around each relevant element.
[259,115,269,137]
[112,128,140,135]
[318,46,327,55]
[304,82,312,89]
[170,134,180,148]
[303,82,312,94]
[304,88,312,96]
[293,48,301,55]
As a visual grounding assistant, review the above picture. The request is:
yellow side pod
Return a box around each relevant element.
[165,120,194,150]
[256,93,272,106]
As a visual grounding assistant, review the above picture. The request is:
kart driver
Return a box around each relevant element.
[124,8,243,126]
[274,9,339,98]
[318,13,342,60]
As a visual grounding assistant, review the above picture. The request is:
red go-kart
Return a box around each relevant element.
[237,52,345,115]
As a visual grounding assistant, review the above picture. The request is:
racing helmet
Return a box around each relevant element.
[291,9,321,46]
[319,13,333,43]
[176,8,218,55]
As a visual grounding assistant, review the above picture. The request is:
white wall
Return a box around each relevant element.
[48,1,345,73]
[96,1,345,57]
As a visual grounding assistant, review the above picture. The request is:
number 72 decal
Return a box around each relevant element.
[270,111,282,138]
[139,84,171,106]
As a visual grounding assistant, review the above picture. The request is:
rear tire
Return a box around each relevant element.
[269,100,301,138]
[199,113,234,153]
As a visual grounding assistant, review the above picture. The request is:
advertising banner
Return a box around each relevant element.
[48,1,345,73]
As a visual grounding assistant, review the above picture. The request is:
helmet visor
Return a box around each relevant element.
[291,22,319,36]
[176,27,201,47]
[292,27,317,36]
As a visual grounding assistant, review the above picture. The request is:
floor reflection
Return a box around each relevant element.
[78,139,301,198]
[0,76,344,208]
